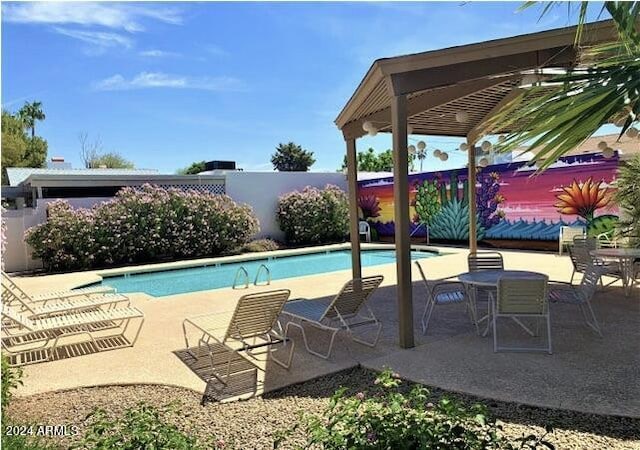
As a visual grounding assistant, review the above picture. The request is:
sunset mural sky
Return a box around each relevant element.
[359,152,619,225]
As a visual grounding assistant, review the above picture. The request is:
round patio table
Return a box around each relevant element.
[458,270,547,287]
[458,270,547,336]
[590,248,640,297]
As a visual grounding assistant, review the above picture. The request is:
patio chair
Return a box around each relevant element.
[182,289,294,389]
[467,251,504,326]
[1,274,129,319]
[467,251,504,272]
[568,236,622,286]
[281,275,384,359]
[415,261,475,334]
[558,226,585,256]
[1,271,115,301]
[1,303,144,366]
[548,263,604,336]
[490,275,551,354]
[359,221,371,243]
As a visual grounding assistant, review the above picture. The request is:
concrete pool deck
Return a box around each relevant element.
[7,246,640,417]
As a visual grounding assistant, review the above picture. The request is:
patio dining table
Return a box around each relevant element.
[458,270,548,336]
[590,248,640,297]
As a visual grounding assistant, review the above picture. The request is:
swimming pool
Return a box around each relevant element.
[93,249,437,297]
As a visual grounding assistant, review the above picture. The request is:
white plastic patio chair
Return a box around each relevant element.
[359,221,371,243]
[558,226,585,256]
[549,263,604,336]
[415,261,476,335]
[1,303,144,366]
[490,275,551,354]
[182,289,294,389]
[281,275,383,359]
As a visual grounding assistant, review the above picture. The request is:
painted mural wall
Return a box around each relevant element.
[358,152,620,241]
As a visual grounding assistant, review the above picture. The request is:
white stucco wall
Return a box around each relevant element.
[225,172,348,240]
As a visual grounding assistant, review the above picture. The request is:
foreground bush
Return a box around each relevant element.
[25,185,259,271]
[277,184,349,245]
[302,369,553,450]
[77,403,214,450]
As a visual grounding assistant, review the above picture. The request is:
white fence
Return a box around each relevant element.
[2,173,347,273]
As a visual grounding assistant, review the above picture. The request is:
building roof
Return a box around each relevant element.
[4,167,160,187]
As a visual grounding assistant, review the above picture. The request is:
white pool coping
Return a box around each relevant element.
[82,242,441,288]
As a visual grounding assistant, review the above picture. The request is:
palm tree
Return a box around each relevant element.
[486,2,639,170]
[18,101,46,138]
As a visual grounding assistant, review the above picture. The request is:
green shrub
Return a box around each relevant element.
[242,238,281,253]
[76,403,211,450]
[277,185,349,245]
[25,185,259,271]
[302,369,553,450]
[1,356,22,412]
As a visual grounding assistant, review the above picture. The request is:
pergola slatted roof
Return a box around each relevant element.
[335,20,620,350]
[335,20,617,140]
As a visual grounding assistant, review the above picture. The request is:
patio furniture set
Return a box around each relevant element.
[417,245,638,355]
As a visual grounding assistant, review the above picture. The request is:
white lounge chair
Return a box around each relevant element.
[490,276,551,354]
[2,274,129,319]
[549,263,604,336]
[182,289,294,388]
[2,304,144,366]
[415,261,475,335]
[558,226,585,255]
[2,271,115,301]
[281,276,383,359]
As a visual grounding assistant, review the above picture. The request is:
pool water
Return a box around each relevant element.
[95,249,436,297]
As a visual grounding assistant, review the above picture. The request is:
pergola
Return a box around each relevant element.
[335,20,617,349]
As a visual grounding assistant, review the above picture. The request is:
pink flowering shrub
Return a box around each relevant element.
[25,185,259,271]
[277,184,349,245]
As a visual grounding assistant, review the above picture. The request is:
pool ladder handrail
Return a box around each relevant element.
[232,266,250,289]
[254,264,271,286]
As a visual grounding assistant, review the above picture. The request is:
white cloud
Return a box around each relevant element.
[139,49,180,58]
[92,72,245,92]
[3,2,182,32]
[53,28,132,50]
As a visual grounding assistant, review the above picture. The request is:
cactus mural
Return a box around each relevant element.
[359,152,620,243]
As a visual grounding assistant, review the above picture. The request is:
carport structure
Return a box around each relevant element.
[335,20,617,349]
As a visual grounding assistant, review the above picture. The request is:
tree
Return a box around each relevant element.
[487,2,639,170]
[1,110,47,185]
[79,132,103,168]
[176,161,206,175]
[614,155,640,247]
[18,101,46,138]
[271,142,315,171]
[88,152,134,169]
[340,148,394,172]
[79,132,134,168]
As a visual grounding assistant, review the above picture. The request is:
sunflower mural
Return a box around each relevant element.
[554,177,618,237]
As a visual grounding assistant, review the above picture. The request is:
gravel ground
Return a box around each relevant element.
[7,367,640,450]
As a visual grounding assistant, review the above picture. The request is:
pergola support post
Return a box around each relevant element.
[391,94,414,349]
[346,138,362,281]
[468,141,478,254]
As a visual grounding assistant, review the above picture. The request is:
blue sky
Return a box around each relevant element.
[2,2,610,173]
